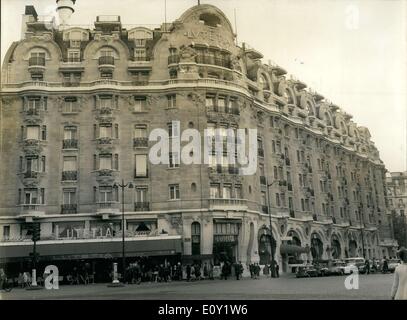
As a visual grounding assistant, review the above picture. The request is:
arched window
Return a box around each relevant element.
[191,222,201,255]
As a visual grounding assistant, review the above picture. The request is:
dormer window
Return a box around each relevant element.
[199,13,221,27]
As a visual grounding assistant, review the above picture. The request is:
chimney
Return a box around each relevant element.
[21,5,38,39]
[56,0,76,29]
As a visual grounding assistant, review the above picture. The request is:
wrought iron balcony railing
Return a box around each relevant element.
[98,56,115,66]
[133,137,148,148]
[61,204,77,214]
[62,171,78,181]
[62,139,78,149]
[134,202,150,211]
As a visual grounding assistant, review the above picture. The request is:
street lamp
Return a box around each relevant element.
[113,179,133,284]
[358,203,366,259]
[266,178,287,278]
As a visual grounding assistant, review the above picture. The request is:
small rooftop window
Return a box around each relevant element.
[199,13,221,27]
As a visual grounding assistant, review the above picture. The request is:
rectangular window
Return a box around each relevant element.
[114,124,119,139]
[26,126,40,140]
[24,189,38,204]
[3,226,10,240]
[167,95,176,108]
[67,50,80,62]
[169,152,180,168]
[63,97,78,113]
[135,154,147,177]
[26,156,39,172]
[168,122,180,139]
[169,184,180,200]
[235,185,242,199]
[135,187,148,202]
[276,193,281,207]
[99,124,112,138]
[261,191,267,206]
[99,186,113,203]
[134,125,147,138]
[217,96,226,113]
[63,188,76,204]
[205,96,215,109]
[134,97,146,112]
[99,154,112,170]
[41,125,47,140]
[210,184,220,198]
[222,185,232,199]
[63,156,77,171]
[114,154,119,170]
[64,126,77,140]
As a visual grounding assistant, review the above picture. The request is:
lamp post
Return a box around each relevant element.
[266,178,286,278]
[358,203,366,259]
[113,179,133,284]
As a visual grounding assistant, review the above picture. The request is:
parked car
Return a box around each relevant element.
[327,260,346,276]
[388,259,401,273]
[343,258,366,274]
[296,264,319,278]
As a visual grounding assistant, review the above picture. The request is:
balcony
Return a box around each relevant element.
[208,198,248,211]
[62,171,78,181]
[61,204,77,214]
[133,137,148,148]
[195,55,232,69]
[98,169,114,177]
[62,139,78,149]
[96,201,120,215]
[134,202,150,212]
[95,15,122,32]
[28,57,46,73]
[98,56,115,73]
[260,176,267,185]
[59,59,84,73]
[19,204,45,217]
[24,171,38,179]
[96,137,114,147]
[23,108,45,123]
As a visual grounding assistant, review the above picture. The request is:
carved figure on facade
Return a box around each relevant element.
[179,45,196,63]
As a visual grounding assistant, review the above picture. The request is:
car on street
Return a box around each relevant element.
[388,259,401,273]
[343,257,366,274]
[296,264,319,278]
[326,260,346,276]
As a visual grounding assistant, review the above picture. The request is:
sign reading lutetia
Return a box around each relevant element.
[183,29,233,48]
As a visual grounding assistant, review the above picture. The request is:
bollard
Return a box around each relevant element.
[26,268,43,290]
[107,262,124,287]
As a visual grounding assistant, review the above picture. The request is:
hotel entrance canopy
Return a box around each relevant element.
[0,235,182,263]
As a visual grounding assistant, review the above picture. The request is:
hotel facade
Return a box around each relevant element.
[0,3,398,276]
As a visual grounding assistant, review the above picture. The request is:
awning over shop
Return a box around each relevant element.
[280,244,310,255]
[0,235,182,263]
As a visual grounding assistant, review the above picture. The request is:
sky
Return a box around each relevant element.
[1,0,406,172]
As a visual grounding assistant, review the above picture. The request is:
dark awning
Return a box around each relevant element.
[0,236,182,262]
[280,244,310,255]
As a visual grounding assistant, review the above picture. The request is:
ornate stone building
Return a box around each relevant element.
[386,172,407,248]
[0,3,398,275]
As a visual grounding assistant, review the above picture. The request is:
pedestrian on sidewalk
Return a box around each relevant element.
[391,247,407,300]
[186,264,191,282]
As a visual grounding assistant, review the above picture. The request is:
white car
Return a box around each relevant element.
[343,257,365,274]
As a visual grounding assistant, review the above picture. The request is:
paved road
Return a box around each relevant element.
[0,273,396,300]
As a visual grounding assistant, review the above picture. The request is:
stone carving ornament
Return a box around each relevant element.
[179,45,197,63]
